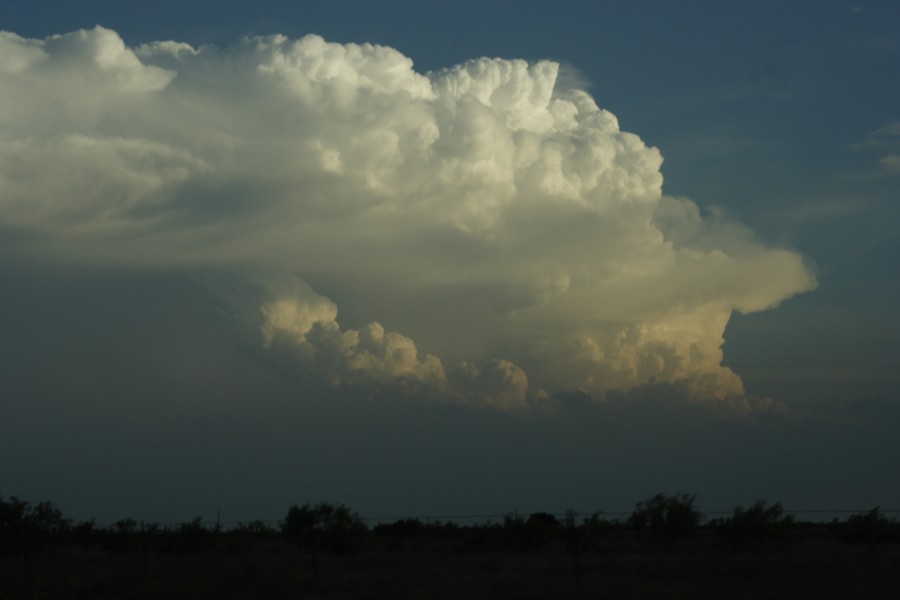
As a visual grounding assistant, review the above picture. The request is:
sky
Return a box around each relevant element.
[1,1,898,525]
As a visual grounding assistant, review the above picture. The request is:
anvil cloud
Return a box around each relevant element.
[0,27,816,409]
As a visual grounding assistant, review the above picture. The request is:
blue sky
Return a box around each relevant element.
[1,1,898,524]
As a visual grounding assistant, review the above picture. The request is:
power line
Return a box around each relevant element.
[100,507,899,530]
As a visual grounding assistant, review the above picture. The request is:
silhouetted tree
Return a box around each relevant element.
[719,501,793,546]
[374,518,425,551]
[231,520,276,536]
[282,502,367,579]
[497,511,563,550]
[526,512,560,528]
[0,496,30,556]
[630,493,700,541]
[374,518,424,537]
[27,500,72,537]
[580,511,620,549]
[167,516,210,552]
[831,507,898,543]
[72,519,97,547]
[562,509,585,594]
[0,496,70,560]
[112,518,138,536]
[524,511,560,549]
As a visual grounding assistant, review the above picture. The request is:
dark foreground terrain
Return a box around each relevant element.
[2,529,899,599]
[3,497,899,598]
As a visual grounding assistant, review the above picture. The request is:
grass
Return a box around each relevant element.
[2,527,899,599]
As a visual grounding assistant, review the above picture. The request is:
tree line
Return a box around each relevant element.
[2,492,898,560]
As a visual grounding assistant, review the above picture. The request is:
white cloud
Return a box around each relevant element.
[0,27,817,409]
[254,275,542,411]
[261,292,446,387]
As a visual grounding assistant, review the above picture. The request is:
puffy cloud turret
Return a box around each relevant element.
[0,27,816,408]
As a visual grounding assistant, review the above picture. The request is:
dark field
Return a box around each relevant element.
[3,528,899,599]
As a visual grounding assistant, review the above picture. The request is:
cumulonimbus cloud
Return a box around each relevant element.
[0,27,817,410]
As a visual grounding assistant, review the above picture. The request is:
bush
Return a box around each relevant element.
[830,507,898,543]
[112,518,139,536]
[0,496,71,555]
[498,512,560,550]
[579,511,621,549]
[231,520,276,536]
[374,518,424,537]
[282,502,368,554]
[164,517,210,552]
[630,493,700,541]
[719,501,793,545]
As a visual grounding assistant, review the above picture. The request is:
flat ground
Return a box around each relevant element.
[2,531,898,599]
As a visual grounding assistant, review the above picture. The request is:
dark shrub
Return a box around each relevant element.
[719,501,793,545]
[374,518,424,537]
[526,512,560,528]
[630,493,700,541]
[231,520,276,536]
[580,512,620,549]
[282,502,368,554]
[831,507,898,543]
[0,496,71,555]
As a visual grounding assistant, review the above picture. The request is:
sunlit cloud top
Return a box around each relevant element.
[0,27,817,410]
